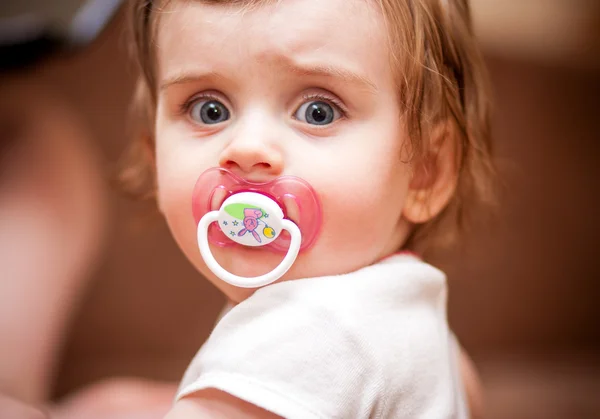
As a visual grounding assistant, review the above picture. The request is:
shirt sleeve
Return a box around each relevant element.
[175,289,382,419]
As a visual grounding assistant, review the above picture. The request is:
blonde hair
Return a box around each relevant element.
[121,0,495,254]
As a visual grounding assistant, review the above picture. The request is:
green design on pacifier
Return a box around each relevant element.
[224,203,261,220]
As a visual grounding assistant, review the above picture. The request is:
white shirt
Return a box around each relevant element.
[176,254,468,418]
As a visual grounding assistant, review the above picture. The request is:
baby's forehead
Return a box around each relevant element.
[156,0,393,84]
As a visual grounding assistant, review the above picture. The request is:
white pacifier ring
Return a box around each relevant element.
[197,192,301,288]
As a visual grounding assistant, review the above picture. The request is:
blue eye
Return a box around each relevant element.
[189,99,230,124]
[295,100,340,125]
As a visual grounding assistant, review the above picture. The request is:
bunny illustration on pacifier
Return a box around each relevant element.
[239,208,264,243]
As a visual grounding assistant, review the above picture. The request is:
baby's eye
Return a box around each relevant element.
[294,100,341,126]
[189,99,230,125]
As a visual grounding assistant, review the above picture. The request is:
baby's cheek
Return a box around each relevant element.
[327,206,385,249]
[311,199,384,268]
[156,174,201,266]
[164,203,196,264]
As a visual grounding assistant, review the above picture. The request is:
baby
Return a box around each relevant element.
[124,0,494,417]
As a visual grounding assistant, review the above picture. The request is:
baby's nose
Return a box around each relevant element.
[219,137,284,179]
[220,148,281,175]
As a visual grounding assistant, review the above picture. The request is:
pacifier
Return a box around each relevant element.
[193,168,322,288]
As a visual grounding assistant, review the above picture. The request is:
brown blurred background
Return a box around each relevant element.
[2,1,599,418]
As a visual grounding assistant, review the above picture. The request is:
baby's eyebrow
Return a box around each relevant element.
[159,71,229,91]
[160,64,378,94]
[281,62,378,94]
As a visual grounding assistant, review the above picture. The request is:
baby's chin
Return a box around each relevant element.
[196,245,331,302]
[213,245,286,277]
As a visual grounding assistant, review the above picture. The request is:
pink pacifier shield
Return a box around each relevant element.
[192,168,322,252]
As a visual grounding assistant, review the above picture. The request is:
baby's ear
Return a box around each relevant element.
[402,121,460,224]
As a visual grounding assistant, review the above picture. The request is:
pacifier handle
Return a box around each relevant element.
[197,192,301,288]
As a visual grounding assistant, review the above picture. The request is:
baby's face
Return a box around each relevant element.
[155,0,414,301]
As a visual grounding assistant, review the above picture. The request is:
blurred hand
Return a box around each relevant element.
[49,378,177,419]
[0,392,48,419]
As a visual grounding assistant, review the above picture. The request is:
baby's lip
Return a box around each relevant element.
[210,188,228,212]
[210,188,300,225]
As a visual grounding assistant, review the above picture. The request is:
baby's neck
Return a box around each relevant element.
[224,250,420,308]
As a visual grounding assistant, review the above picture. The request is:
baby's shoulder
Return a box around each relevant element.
[222,256,449,355]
